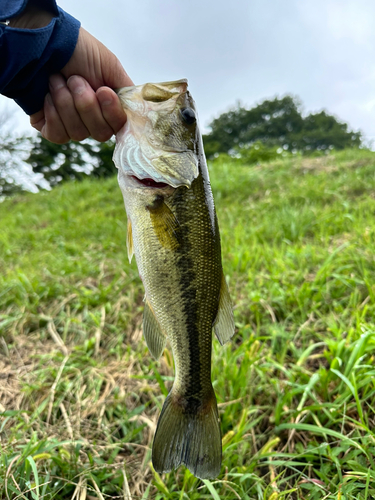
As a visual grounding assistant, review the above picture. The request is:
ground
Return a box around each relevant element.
[1,149,375,499]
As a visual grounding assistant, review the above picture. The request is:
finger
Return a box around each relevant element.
[96,87,127,134]
[67,75,114,142]
[41,93,69,144]
[30,109,45,132]
[49,74,90,141]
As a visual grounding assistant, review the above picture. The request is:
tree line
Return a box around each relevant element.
[0,95,362,196]
[0,133,117,196]
[203,95,361,158]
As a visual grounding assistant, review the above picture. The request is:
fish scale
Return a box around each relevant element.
[113,79,235,479]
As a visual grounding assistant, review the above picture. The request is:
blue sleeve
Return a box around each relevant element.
[0,0,80,115]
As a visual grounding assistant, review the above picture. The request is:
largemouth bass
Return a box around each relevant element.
[113,79,235,479]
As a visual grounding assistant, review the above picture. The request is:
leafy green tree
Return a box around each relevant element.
[203,96,361,157]
[0,111,32,196]
[26,135,117,187]
[295,111,361,151]
[89,139,118,179]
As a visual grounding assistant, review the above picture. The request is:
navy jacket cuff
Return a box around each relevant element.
[0,6,81,115]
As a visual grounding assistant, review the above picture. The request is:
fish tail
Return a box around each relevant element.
[152,387,222,479]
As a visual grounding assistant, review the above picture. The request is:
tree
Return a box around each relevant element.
[26,135,117,187]
[89,139,118,179]
[0,111,33,197]
[296,111,361,151]
[203,96,361,157]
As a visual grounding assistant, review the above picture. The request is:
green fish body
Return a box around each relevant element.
[113,80,234,479]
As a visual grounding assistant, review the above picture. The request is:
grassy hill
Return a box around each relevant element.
[1,149,375,499]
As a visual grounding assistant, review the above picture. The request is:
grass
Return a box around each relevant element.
[1,148,375,498]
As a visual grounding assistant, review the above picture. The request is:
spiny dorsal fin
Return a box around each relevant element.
[143,300,166,359]
[213,272,235,345]
[127,219,134,263]
[147,197,181,251]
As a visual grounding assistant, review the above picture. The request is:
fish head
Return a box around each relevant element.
[113,79,200,191]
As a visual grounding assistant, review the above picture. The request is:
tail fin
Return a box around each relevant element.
[152,389,222,479]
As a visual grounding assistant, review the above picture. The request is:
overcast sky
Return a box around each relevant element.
[2,0,375,143]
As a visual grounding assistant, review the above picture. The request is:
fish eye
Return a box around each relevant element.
[180,107,196,125]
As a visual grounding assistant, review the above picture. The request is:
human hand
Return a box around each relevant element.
[30,27,134,144]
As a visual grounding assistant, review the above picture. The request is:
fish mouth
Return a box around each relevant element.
[130,175,170,189]
[113,80,200,189]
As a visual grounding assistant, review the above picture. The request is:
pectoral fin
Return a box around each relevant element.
[127,219,134,263]
[147,197,181,251]
[213,272,235,345]
[143,300,166,359]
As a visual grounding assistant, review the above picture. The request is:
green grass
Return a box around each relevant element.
[1,149,375,499]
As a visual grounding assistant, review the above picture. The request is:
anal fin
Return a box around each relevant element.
[213,272,235,345]
[143,300,166,359]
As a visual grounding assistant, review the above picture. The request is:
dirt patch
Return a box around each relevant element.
[298,155,374,174]
[298,156,338,173]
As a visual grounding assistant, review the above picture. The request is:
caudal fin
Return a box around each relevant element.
[152,389,222,479]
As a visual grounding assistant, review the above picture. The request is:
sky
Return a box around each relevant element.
[1,0,375,143]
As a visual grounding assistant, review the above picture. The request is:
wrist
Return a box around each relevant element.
[9,4,54,29]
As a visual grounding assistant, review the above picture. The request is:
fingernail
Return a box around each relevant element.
[97,90,112,106]
[30,118,44,132]
[67,76,86,95]
[49,74,65,91]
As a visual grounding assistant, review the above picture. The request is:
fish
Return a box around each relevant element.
[113,79,235,479]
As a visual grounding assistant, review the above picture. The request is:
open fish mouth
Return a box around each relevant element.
[130,175,170,189]
[113,79,200,189]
